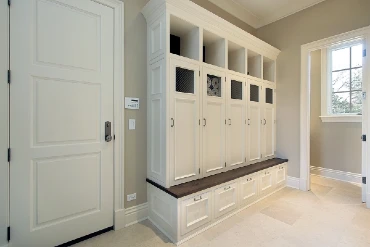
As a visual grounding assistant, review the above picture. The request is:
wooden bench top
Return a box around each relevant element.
[147,158,288,198]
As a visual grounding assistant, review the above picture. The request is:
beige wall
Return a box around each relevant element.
[256,0,370,178]
[122,0,255,208]
[310,50,362,174]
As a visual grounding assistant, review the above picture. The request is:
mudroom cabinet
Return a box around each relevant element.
[143,0,279,188]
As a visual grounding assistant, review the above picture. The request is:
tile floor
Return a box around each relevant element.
[72,175,370,247]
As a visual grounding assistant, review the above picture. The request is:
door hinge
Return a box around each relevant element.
[7,226,10,242]
[199,71,200,77]
[363,177,366,184]
[225,162,226,167]
[114,135,116,140]
[362,134,366,142]
[225,77,226,82]
[364,49,367,57]
[225,119,226,125]
[199,168,200,174]
[7,148,10,162]
[7,70,10,84]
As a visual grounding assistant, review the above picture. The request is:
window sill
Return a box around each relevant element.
[320,115,362,123]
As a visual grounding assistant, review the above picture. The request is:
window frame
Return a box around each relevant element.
[320,38,364,123]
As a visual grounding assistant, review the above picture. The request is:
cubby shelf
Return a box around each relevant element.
[203,29,226,68]
[263,56,276,82]
[247,50,262,79]
[228,41,246,74]
[170,15,200,61]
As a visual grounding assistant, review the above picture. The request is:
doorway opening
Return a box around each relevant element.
[300,26,370,208]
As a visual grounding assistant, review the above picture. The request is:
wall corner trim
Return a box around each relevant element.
[287,176,300,189]
[124,203,149,227]
[310,166,362,184]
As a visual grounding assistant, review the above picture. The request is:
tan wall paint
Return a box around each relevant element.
[310,50,362,174]
[256,0,370,178]
[122,0,256,208]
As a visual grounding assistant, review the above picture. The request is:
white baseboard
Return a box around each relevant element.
[0,244,9,247]
[124,203,148,227]
[287,176,300,189]
[310,166,361,184]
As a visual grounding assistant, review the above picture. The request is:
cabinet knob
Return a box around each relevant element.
[224,186,231,190]
[171,118,174,127]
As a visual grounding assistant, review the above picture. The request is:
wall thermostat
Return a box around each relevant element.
[125,97,140,109]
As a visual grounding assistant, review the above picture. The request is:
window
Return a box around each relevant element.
[321,40,364,122]
[330,43,363,114]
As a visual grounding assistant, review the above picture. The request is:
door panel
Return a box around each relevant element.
[264,107,275,158]
[227,75,245,168]
[180,192,212,235]
[170,58,200,185]
[240,173,258,207]
[214,183,238,219]
[248,79,262,162]
[203,67,226,177]
[10,1,114,246]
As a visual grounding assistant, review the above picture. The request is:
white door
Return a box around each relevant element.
[10,1,114,246]
[202,67,226,177]
[248,79,262,162]
[363,39,369,205]
[263,85,275,158]
[170,58,201,185]
[227,74,246,168]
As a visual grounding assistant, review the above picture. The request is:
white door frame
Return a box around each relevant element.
[4,0,125,244]
[300,26,370,206]
[92,0,126,230]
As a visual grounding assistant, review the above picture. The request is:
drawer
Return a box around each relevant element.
[214,182,238,219]
[259,168,275,196]
[239,173,258,207]
[276,163,287,188]
[180,191,212,235]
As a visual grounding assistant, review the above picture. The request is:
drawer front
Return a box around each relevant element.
[240,173,258,207]
[180,191,212,235]
[260,168,274,196]
[214,182,238,219]
[276,163,287,188]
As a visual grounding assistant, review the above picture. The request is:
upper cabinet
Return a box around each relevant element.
[142,0,280,188]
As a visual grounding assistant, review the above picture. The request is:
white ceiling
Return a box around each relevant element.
[208,0,327,28]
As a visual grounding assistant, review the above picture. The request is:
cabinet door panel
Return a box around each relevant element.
[264,107,275,158]
[180,192,212,235]
[248,104,261,161]
[214,183,238,219]
[170,58,200,186]
[227,76,245,168]
[203,67,226,177]
[260,169,274,196]
[276,164,287,189]
[240,174,259,207]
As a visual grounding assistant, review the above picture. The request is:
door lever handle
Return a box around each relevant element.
[105,121,112,142]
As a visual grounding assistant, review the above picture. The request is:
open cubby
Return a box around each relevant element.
[203,29,226,68]
[247,50,262,78]
[228,41,246,74]
[263,57,275,82]
[170,15,200,60]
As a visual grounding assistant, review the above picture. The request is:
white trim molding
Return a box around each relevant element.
[286,176,300,189]
[0,244,9,247]
[320,115,362,123]
[311,166,362,184]
[124,203,149,227]
[300,25,370,194]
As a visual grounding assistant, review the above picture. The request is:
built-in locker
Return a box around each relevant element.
[170,58,201,186]
[202,66,226,177]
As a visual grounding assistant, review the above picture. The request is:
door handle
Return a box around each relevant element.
[171,118,175,127]
[105,121,112,142]
[203,118,207,126]
[229,118,232,125]
[264,119,267,125]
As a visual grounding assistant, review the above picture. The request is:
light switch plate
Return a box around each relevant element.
[127,193,136,201]
[129,119,136,130]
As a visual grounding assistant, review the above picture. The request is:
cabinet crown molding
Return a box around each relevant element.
[141,0,280,60]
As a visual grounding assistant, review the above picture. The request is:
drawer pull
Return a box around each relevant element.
[224,186,231,190]
[194,196,202,202]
